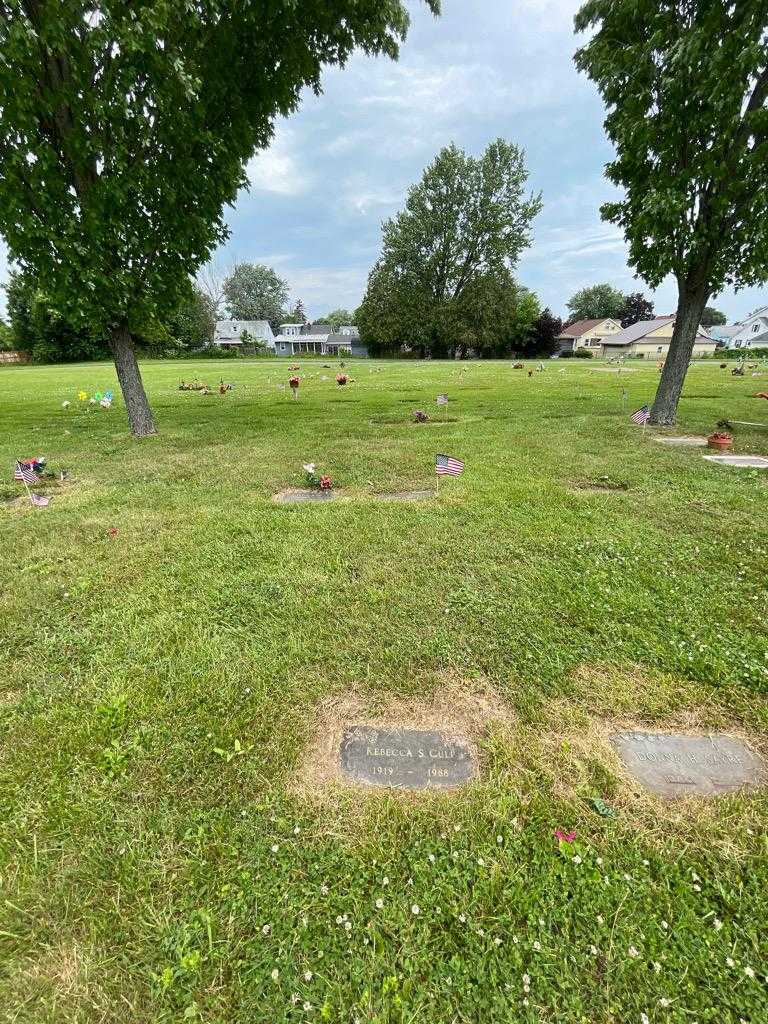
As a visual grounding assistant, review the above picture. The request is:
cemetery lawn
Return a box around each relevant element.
[2,357,768,1023]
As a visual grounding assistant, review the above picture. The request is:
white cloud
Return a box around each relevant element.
[246,125,311,196]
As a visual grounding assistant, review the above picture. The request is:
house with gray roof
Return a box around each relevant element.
[273,322,367,357]
[213,320,275,349]
[600,318,716,358]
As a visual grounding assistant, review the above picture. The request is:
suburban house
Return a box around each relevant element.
[708,325,740,347]
[213,320,275,349]
[599,318,717,359]
[723,306,768,349]
[555,318,622,353]
[272,322,368,357]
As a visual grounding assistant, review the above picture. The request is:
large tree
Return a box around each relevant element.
[357,139,542,358]
[325,307,356,331]
[0,2,439,435]
[576,1,768,424]
[223,263,290,330]
[618,291,655,328]
[523,308,563,358]
[566,283,625,322]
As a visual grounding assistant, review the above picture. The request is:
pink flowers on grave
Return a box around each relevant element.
[554,828,576,844]
[288,376,300,389]
[319,475,333,490]
[412,409,429,423]
[336,373,348,386]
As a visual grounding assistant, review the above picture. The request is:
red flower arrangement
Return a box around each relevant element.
[288,375,300,389]
[336,373,348,386]
[319,475,333,490]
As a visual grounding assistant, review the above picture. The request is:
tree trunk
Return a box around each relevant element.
[649,279,710,425]
[108,326,157,437]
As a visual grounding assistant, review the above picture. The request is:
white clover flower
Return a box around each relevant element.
[522,997,529,1006]
[713,918,723,931]
[661,920,668,930]
[375,898,384,909]
[643,859,650,866]
[62,400,70,408]
[452,851,459,860]
[261,924,271,936]
[693,884,702,892]
[596,915,604,926]
[304,971,312,982]
[497,835,503,844]
[572,855,582,865]
[477,927,485,937]
[411,904,420,915]
[533,941,541,951]
[453,824,461,832]
[623,873,632,882]
[294,826,301,834]
[344,921,352,932]
[494,937,502,946]
[291,993,299,1005]
[726,957,735,967]
[335,915,344,925]
[659,997,670,1007]
[477,858,485,867]
[522,973,530,986]
[271,844,279,853]
[320,885,329,896]
[458,913,466,923]
[303,1002,312,1011]
[641,1014,650,1024]
[590,945,598,955]
[653,962,662,974]
[512,935,519,944]
[382,876,389,886]
[271,968,279,981]
[596,857,603,866]
[628,946,640,958]
[428,854,435,863]
[744,966,755,979]
[302,463,316,474]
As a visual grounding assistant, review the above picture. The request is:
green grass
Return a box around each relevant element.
[1,357,767,1023]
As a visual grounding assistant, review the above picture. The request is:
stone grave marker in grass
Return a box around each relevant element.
[610,731,766,798]
[339,726,476,790]
[702,454,768,468]
[374,489,435,501]
[273,489,336,504]
[652,435,708,447]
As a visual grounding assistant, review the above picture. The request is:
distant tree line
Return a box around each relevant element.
[2,262,357,363]
[564,282,727,330]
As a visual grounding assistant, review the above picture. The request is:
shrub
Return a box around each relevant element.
[573,348,594,358]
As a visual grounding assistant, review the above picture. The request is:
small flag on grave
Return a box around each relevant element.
[436,394,448,406]
[14,460,38,484]
[29,492,50,507]
[436,453,464,476]
[631,405,650,425]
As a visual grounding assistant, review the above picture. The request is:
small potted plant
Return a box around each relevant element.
[336,373,348,386]
[412,409,429,423]
[289,375,300,400]
[707,430,733,451]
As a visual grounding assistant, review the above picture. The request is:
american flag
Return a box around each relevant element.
[30,493,50,507]
[436,453,464,476]
[436,394,449,406]
[631,405,650,425]
[14,460,38,484]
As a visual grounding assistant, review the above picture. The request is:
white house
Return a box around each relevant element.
[724,307,768,349]
[272,322,367,357]
[213,320,275,349]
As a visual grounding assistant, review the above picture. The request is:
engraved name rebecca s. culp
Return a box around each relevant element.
[339,726,476,789]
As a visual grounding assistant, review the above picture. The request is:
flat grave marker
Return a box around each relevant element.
[375,489,435,502]
[653,435,708,447]
[340,726,475,790]
[702,454,768,468]
[273,489,335,504]
[611,731,766,798]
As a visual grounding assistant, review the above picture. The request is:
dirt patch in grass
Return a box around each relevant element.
[291,674,515,805]
[12,941,92,1013]
[570,477,630,492]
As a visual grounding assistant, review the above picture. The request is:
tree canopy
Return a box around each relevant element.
[0,0,439,433]
[575,1,768,423]
[617,292,655,328]
[566,283,625,322]
[701,305,727,327]
[357,139,542,358]
[223,264,289,329]
[324,308,356,331]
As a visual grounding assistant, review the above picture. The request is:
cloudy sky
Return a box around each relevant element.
[2,0,766,324]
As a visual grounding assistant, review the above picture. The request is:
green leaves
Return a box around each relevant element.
[358,139,542,358]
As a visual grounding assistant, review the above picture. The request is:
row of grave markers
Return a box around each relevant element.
[339,726,766,799]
